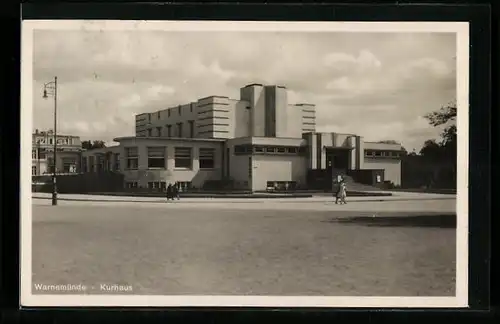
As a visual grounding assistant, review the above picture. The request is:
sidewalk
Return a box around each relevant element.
[32,191,456,204]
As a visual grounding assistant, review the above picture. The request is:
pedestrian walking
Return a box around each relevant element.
[335,179,347,204]
[340,181,347,204]
[173,182,180,200]
[166,183,173,201]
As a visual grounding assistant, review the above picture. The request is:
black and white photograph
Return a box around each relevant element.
[21,20,469,308]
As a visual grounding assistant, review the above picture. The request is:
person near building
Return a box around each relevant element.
[166,183,173,201]
[173,182,180,200]
[335,179,347,204]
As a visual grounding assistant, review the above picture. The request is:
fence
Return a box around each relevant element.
[32,172,125,194]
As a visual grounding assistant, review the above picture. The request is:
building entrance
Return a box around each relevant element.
[326,148,350,174]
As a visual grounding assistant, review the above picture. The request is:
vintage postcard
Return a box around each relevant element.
[21,20,469,308]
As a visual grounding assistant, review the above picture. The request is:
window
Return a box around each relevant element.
[265,147,275,153]
[89,156,95,172]
[254,146,264,153]
[157,111,161,119]
[156,127,162,137]
[32,166,37,175]
[32,150,36,159]
[113,153,120,171]
[49,138,53,145]
[174,147,192,169]
[126,181,138,189]
[125,147,139,169]
[234,145,253,154]
[234,145,246,154]
[190,103,194,112]
[62,158,77,173]
[177,181,192,191]
[82,157,88,172]
[147,146,166,168]
[189,120,195,138]
[147,129,152,137]
[287,147,298,154]
[47,159,55,174]
[96,155,104,172]
[167,125,172,137]
[199,148,215,169]
[374,151,382,157]
[277,147,286,153]
[178,105,182,115]
[168,109,171,117]
[177,123,183,137]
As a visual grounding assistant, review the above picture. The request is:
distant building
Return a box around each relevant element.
[32,129,82,176]
[82,83,402,191]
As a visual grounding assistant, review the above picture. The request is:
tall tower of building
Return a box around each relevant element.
[240,83,266,137]
[240,84,290,138]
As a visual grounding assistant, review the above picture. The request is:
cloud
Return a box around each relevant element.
[31,29,457,150]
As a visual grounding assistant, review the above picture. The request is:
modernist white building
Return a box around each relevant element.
[82,83,402,191]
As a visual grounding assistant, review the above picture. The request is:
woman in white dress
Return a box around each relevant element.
[340,181,347,204]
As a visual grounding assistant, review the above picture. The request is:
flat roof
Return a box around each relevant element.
[243,83,264,88]
[113,136,226,143]
[197,95,229,101]
[323,146,354,150]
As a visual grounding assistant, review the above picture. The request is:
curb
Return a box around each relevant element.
[32,196,456,204]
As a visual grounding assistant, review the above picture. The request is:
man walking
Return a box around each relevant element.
[173,182,180,200]
[166,183,173,201]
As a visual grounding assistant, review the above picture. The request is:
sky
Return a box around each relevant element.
[32,28,457,151]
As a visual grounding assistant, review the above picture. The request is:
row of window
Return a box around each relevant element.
[234,145,306,155]
[32,150,46,159]
[364,150,402,158]
[31,163,78,176]
[124,147,216,170]
[143,120,196,138]
[33,137,76,146]
[140,104,196,124]
[82,153,120,173]
[126,181,192,190]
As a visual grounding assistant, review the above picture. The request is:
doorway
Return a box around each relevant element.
[326,149,350,173]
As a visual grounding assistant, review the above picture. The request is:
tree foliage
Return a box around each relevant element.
[419,101,457,161]
[402,101,457,189]
[424,101,457,147]
[82,140,107,150]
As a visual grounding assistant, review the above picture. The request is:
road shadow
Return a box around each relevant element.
[325,214,456,229]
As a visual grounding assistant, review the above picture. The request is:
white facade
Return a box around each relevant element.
[81,83,402,190]
[32,130,82,176]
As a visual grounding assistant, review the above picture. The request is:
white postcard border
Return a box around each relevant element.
[20,20,470,308]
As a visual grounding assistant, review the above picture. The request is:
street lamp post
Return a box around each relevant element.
[43,76,58,206]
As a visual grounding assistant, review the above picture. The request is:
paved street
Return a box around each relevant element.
[31,196,456,297]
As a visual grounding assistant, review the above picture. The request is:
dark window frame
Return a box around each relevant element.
[199,148,215,169]
[147,146,166,169]
[125,147,139,170]
[174,147,192,169]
